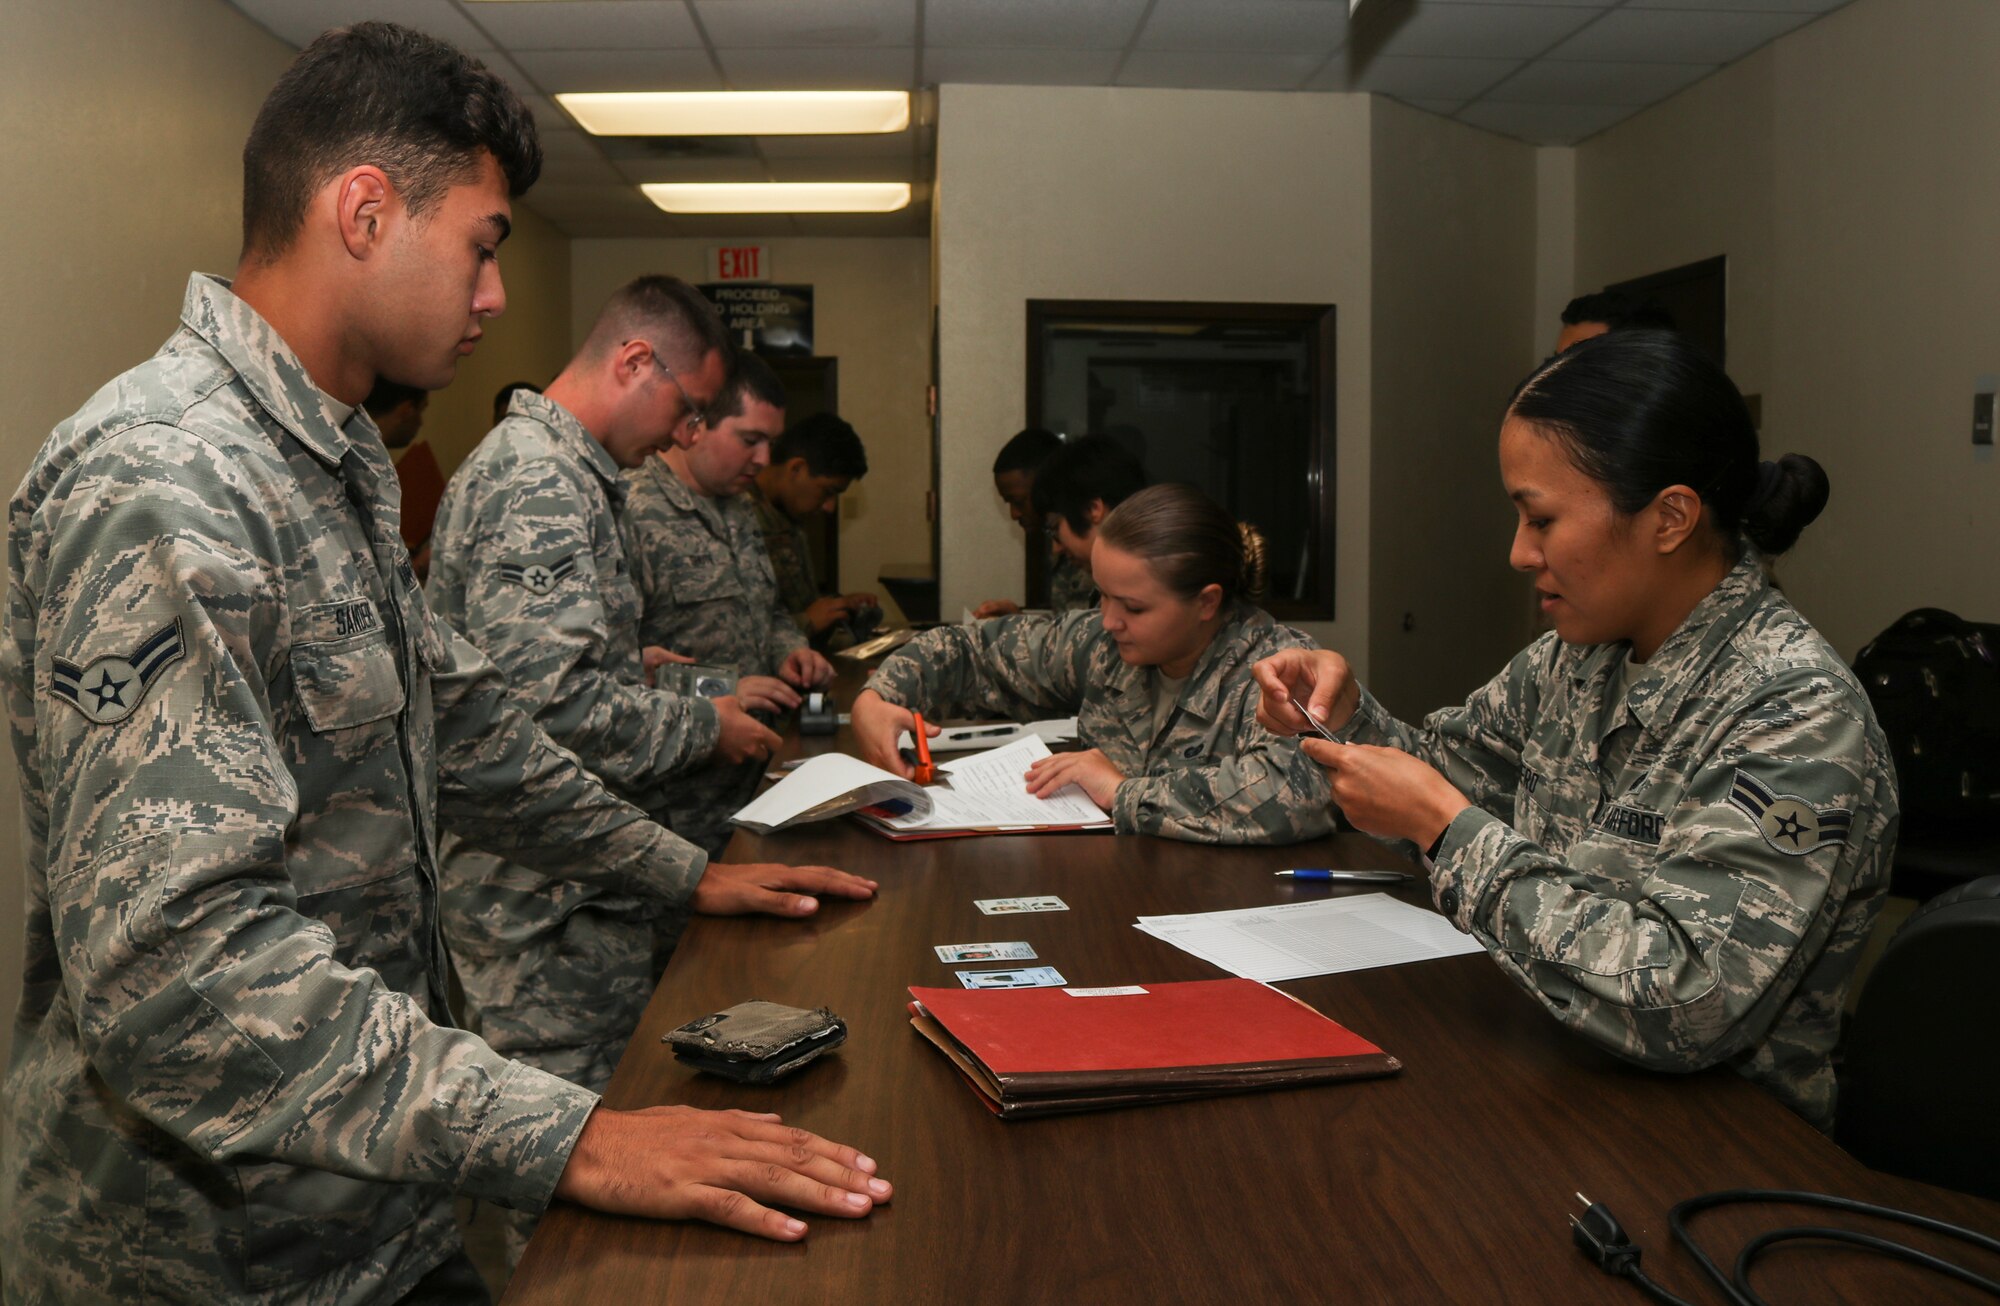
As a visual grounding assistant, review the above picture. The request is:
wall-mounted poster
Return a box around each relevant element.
[698,283,814,355]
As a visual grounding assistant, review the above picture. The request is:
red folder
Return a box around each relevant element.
[908,979,1400,1118]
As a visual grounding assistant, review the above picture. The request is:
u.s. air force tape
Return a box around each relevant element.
[497,552,578,596]
[49,618,188,726]
[1727,768,1852,856]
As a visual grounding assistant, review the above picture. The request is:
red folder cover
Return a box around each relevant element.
[908,979,1400,1118]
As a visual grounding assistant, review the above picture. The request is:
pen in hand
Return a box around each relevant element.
[1287,691,1341,744]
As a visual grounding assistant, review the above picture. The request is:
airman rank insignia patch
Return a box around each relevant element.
[1727,769,1852,856]
[50,618,187,726]
[498,553,579,596]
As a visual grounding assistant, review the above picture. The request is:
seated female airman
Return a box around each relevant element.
[854,483,1332,844]
[1255,330,1895,1129]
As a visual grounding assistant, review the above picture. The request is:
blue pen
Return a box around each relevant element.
[1276,869,1414,884]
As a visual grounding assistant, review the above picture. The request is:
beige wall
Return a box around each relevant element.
[1367,100,1541,720]
[568,238,932,618]
[932,84,1376,662]
[1571,0,2000,657]
[0,0,298,1067]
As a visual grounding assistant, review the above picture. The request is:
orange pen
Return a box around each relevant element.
[910,711,937,784]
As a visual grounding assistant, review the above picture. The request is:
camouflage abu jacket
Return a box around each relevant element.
[1048,552,1097,616]
[0,276,691,1304]
[866,603,1333,844]
[746,481,818,633]
[1339,557,1897,1128]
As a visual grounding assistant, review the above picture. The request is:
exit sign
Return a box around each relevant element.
[706,245,772,282]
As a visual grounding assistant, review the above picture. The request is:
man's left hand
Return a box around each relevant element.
[691,862,879,918]
[780,648,835,690]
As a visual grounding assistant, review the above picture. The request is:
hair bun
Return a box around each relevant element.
[1742,453,1829,556]
[1237,521,1270,601]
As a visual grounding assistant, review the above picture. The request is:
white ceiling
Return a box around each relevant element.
[224,0,1854,238]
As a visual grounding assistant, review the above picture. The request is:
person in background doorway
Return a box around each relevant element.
[365,378,445,578]
[1555,289,1676,353]
[1027,435,1148,613]
[974,427,1065,618]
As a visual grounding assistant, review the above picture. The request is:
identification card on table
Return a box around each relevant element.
[935,941,1039,963]
[957,966,1067,989]
[975,896,1069,915]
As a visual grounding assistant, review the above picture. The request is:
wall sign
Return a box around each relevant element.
[705,245,772,282]
[698,283,814,355]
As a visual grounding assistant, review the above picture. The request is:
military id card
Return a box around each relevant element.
[957,966,1067,989]
[974,895,1069,915]
[935,941,1038,963]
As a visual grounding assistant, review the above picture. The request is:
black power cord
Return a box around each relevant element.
[1569,1188,2000,1305]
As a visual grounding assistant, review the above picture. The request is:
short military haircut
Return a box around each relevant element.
[710,351,788,424]
[993,427,1062,475]
[579,275,731,373]
[1560,290,1676,333]
[1030,435,1149,535]
[362,378,426,416]
[240,22,542,263]
[772,413,868,480]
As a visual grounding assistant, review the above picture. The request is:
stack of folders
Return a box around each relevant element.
[907,979,1400,1119]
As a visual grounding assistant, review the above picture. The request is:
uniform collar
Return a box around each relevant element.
[507,389,627,506]
[1575,556,1770,733]
[1173,601,1268,725]
[180,274,354,468]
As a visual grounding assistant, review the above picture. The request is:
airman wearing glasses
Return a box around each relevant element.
[427,275,877,1262]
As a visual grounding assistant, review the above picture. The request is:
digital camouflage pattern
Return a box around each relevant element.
[1337,557,1897,1128]
[1048,552,1097,616]
[1,275,702,1303]
[425,392,718,1260]
[866,603,1333,843]
[747,481,819,633]
[621,454,807,854]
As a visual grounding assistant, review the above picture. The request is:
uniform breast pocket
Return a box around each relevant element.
[290,603,406,732]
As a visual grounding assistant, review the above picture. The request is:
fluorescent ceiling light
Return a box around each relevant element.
[642,182,911,214]
[558,91,909,137]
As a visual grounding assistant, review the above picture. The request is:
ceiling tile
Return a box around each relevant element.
[714,45,917,89]
[756,131,921,159]
[512,47,722,93]
[228,0,488,49]
[923,0,1151,50]
[1367,4,1600,59]
[610,155,774,185]
[536,127,608,161]
[1301,57,1355,92]
[463,1,700,51]
[788,210,931,237]
[692,0,917,48]
[1115,49,1327,91]
[519,182,666,221]
[924,47,1123,85]
[1486,58,1714,105]
[1135,0,1346,54]
[536,151,629,186]
[1453,99,1639,144]
[762,156,917,184]
[1400,97,1473,115]
[1357,56,1520,101]
[1544,8,1817,62]
[516,93,573,131]
[1413,0,1608,7]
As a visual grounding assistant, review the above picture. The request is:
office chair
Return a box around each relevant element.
[1835,874,2000,1201]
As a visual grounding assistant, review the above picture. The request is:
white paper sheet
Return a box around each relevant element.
[731,753,925,833]
[875,736,1111,831]
[1134,893,1484,982]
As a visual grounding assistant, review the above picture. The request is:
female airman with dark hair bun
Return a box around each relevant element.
[853,483,1331,844]
[1256,330,1896,1129]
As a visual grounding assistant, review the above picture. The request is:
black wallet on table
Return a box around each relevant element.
[663,1000,847,1084]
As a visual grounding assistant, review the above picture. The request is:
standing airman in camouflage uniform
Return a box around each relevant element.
[620,354,834,855]
[1256,331,1895,1128]
[1048,552,1098,615]
[0,28,886,1304]
[428,280,870,1261]
[855,486,1333,844]
[747,412,877,640]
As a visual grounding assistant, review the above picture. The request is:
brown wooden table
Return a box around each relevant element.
[508,686,2000,1304]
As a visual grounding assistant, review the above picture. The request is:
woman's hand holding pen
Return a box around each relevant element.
[851,689,937,779]
[1301,737,1468,851]
[1251,648,1362,737]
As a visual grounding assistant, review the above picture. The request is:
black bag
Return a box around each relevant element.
[1853,608,2000,822]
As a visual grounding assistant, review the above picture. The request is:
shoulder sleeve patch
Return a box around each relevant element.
[1727,767,1853,856]
[49,618,187,725]
[496,552,580,596]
